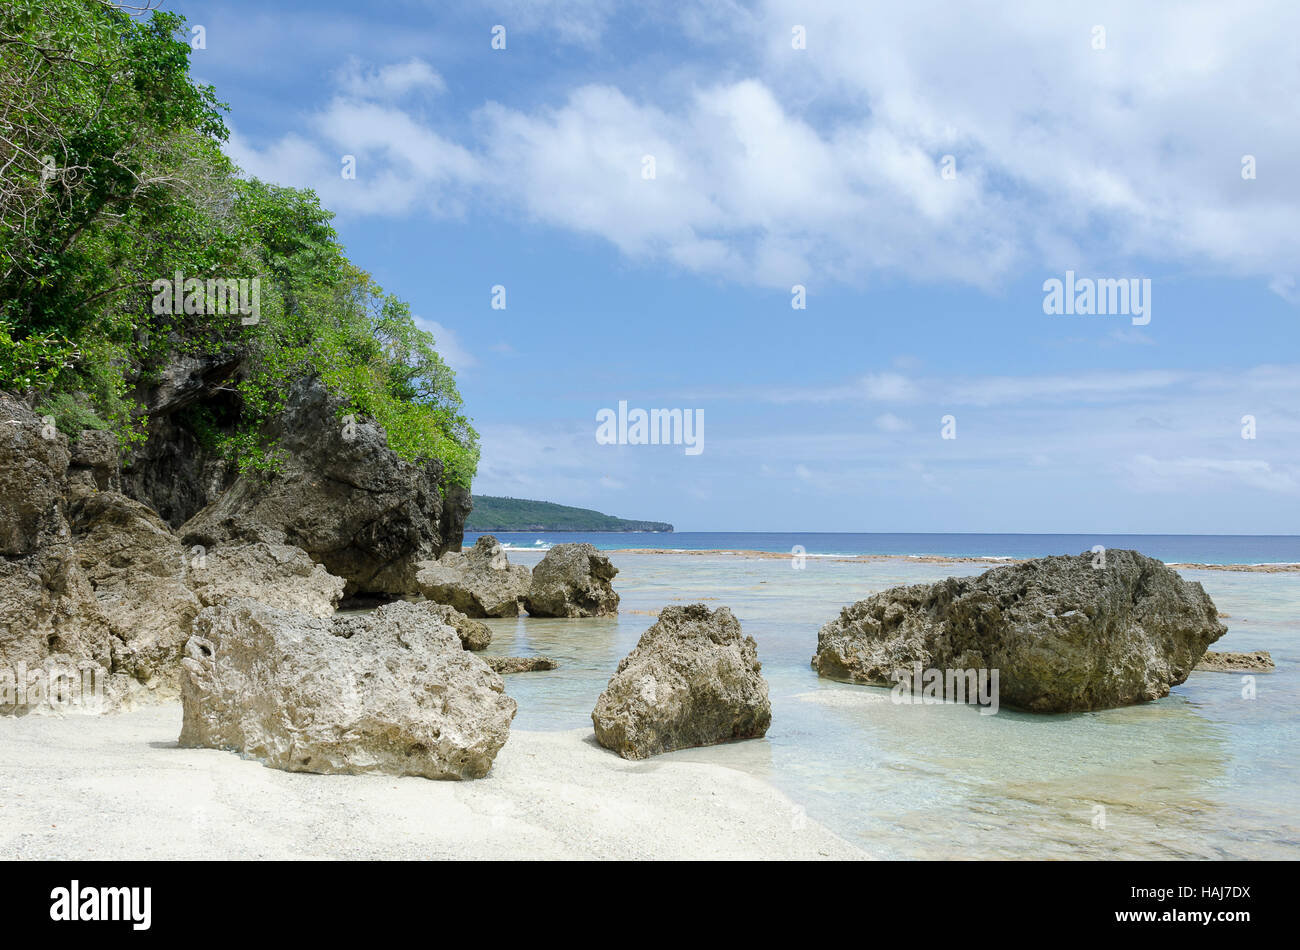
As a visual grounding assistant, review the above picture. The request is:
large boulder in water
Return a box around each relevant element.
[415,535,530,618]
[179,599,517,779]
[181,378,471,595]
[811,550,1227,713]
[526,543,619,617]
[591,603,771,759]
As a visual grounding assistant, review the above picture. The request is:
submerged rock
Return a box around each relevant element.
[526,542,620,617]
[415,535,530,618]
[179,599,517,779]
[591,603,771,760]
[1196,650,1274,673]
[811,550,1227,713]
[485,655,557,674]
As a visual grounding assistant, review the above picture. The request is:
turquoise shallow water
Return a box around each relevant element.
[486,550,1300,859]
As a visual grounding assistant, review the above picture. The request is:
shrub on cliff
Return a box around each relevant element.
[0,0,477,486]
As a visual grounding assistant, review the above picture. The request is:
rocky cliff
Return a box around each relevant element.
[181,377,470,595]
[1,360,471,711]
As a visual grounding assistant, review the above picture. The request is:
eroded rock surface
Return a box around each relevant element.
[415,535,530,618]
[1196,650,1274,673]
[592,603,770,759]
[812,550,1227,712]
[187,541,344,617]
[486,655,557,674]
[70,491,200,699]
[180,599,517,778]
[1,399,116,710]
[182,378,470,595]
[526,543,619,617]
[0,393,69,557]
[418,603,493,650]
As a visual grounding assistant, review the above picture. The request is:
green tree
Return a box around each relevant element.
[0,0,477,486]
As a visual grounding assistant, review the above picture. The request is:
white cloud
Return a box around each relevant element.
[229,2,1300,293]
[874,412,911,432]
[415,318,477,371]
[1127,455,1299,494]
[476,0,618,48]
[946,369,1189,407]
[1106,328,1156,346]
[1269,276,1300,305]
[750,0,1300,282]
[336,57,446,100]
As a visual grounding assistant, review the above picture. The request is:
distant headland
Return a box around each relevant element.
[467,496,673,532]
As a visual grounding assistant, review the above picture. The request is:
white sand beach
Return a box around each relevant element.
[0,703,865,860]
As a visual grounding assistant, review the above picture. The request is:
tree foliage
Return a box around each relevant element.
[0,0,477,485]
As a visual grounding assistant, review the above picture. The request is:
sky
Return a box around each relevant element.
[168,0,1298,533]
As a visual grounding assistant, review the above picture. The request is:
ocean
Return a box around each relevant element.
[468,539,1300,858]
[465,531,1300,565]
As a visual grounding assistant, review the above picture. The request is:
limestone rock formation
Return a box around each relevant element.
[485,655,557,674]
[0,392,69,557]
[181,378,471,595]
[419,603,492,650]
[1196,650,1274,673]
[68,429,120,494]
[1,391,349,712]
[3,365,472,712]
[525,542,620,617]
[415,535,530,618]
[0,544,111,691]
[69,490,201,699]
[811,550,1227,712]
[179,599,517,779]
[0,398,115,706]
[187,541,345,617]
[591,603,771,760]
[120,347,243,527]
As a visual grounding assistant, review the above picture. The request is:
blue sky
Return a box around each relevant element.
[172,0,1298,532]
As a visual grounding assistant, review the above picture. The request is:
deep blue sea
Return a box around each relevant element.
[465,531,1300,565]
